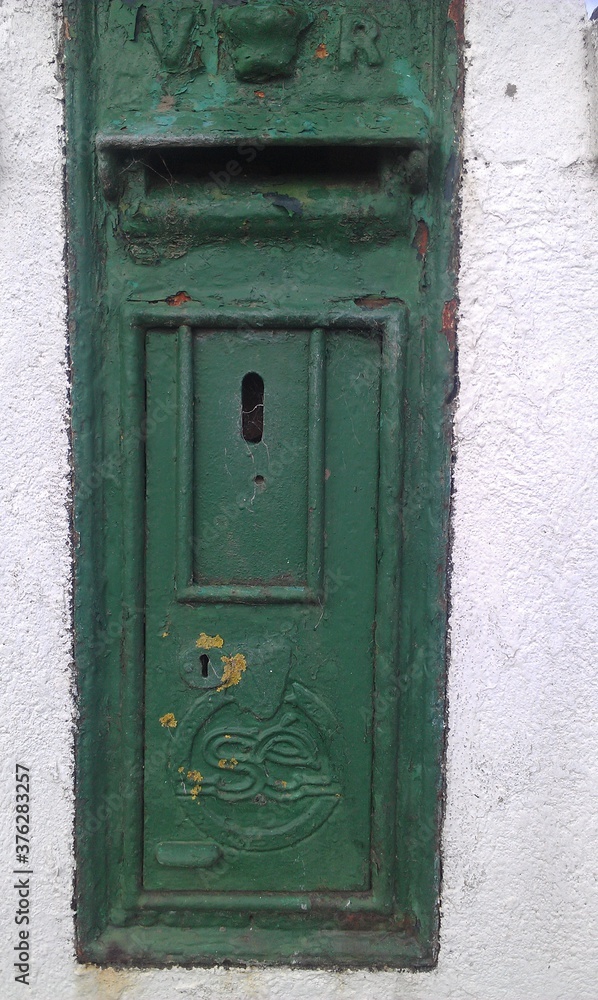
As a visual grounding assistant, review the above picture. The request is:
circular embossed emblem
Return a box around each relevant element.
[173,682,341,851]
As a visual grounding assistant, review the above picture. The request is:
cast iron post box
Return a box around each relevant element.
[67,0,460,968]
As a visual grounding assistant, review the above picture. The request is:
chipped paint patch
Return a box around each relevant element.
[196,632,224,650]
[218,757,239,769]
[159,712,177,728]
[156,94,176,112]
[217,653,247,691]
[315,43,329,58]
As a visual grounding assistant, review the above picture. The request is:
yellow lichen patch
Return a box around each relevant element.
[178,766,185,773]
[218,758,239,770]
[162,631,169,638]
[217,653,247,691]
[186,769,204,802]
[196,633,224,650]
[224,734,231,739]
[274,779,288,788]
[159,713,177,729]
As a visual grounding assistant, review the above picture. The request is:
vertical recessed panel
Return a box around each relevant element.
[193,331,310,587]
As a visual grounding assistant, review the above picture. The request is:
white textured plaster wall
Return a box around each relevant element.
[1,0,598,997]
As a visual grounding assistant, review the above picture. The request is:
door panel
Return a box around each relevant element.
[143,326,381,893]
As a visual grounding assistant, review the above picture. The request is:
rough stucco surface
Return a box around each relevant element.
[1,0,598,997]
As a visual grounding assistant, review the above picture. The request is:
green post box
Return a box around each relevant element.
[67,0,460,968]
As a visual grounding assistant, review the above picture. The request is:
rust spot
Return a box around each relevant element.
[166,290,192,307]
[413,219,429,258]
[448,0,465,45]
[314,43,329,59]
[337,911,392,931]
[442,298,458,352]
[254,90,265,99]
[355,295,404,309]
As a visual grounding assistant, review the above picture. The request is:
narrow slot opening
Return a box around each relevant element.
[141,145,389,191]
[200,654,210,678]
[242,372,264,444]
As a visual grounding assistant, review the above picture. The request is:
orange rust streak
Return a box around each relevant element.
[448,0,465,44]
[355,295,403,309]
[442,298,458,352]
[413,220,429,258]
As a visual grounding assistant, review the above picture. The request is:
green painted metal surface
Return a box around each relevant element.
[66,0,460,969]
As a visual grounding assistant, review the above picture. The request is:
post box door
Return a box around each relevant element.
[144,323,383,893]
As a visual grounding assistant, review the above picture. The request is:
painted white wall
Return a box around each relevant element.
[1,0,597,997]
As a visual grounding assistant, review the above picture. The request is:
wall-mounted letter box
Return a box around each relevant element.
[68,0,460,969]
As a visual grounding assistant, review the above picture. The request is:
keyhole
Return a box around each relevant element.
[200,654,210,678]
[242,372,264,443]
